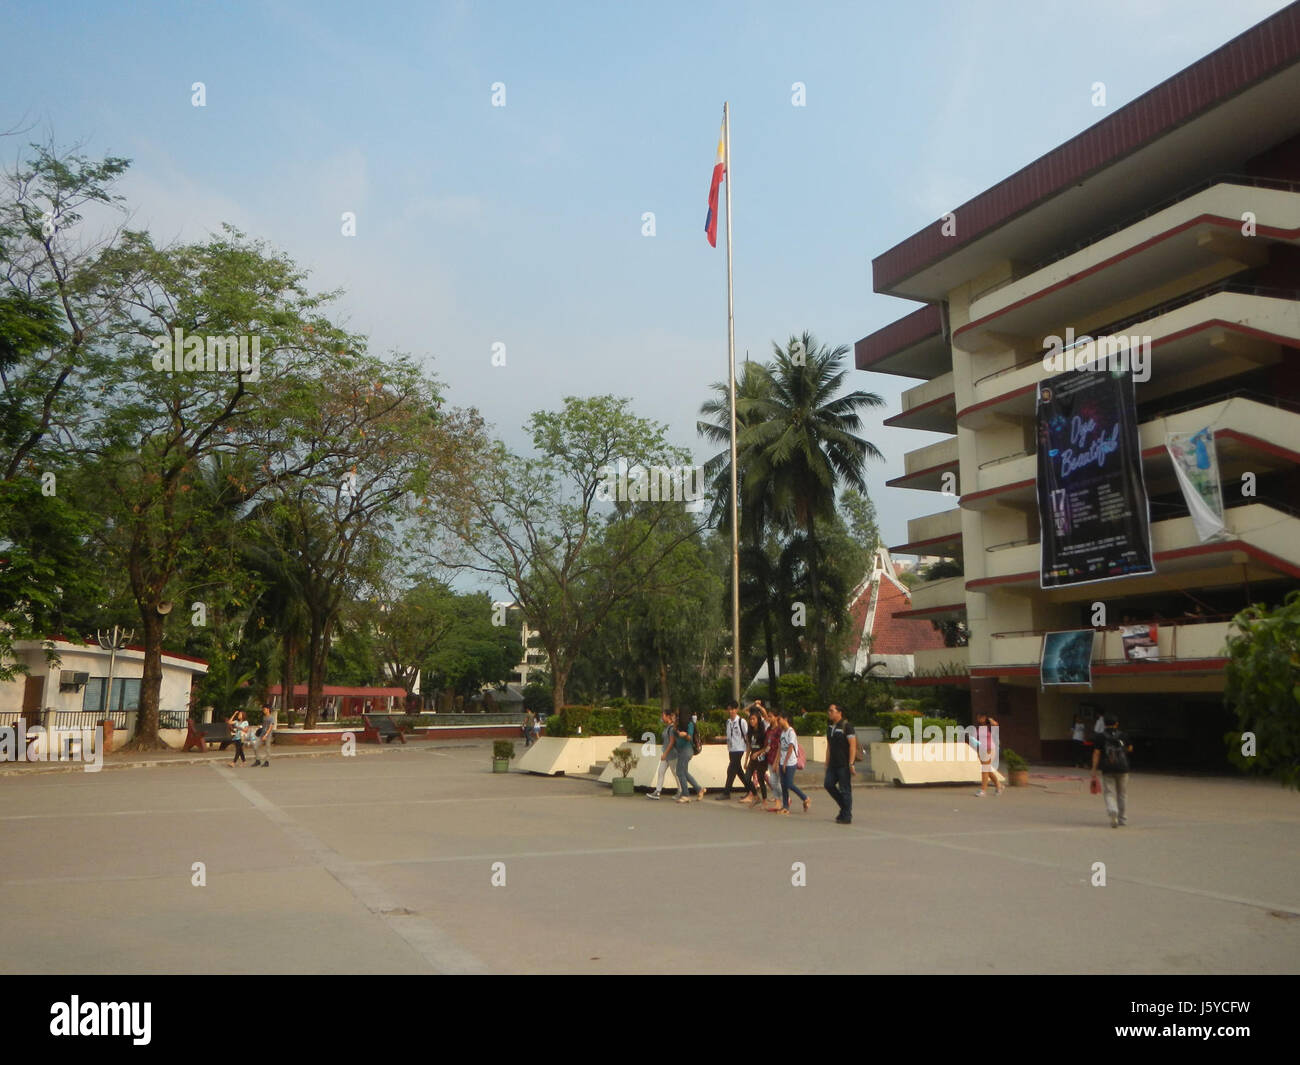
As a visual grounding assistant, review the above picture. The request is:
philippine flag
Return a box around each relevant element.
[704,120,726,247]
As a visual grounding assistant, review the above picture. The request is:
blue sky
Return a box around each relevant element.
[3,0,1290,551]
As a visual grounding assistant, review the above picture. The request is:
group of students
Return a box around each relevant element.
[645,699,858,824]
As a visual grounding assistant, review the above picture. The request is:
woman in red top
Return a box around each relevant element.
[762,708,783,810]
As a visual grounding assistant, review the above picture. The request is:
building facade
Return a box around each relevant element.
[859,7,1300,766]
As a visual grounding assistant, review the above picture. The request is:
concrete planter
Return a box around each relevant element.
[492,758,510,773]
[1009,768,1030,786]
[869,740,1002,786]
[611,776,635,795]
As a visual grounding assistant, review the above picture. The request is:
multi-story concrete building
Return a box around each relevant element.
[858,7,1300,767]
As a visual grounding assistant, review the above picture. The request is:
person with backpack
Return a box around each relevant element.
[646,708,680,800]
[718,700,750,800]
[773,710,810,815]
[1091,714,1133,827]
[522,710,536,748]
[673,708,705,804]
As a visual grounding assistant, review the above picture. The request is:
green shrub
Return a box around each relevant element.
[696,719,722,744]
[620,705,663,743]
[705,708,729,726]
[588,708,623,736]
[544,713,566,737]
[493,740,515,760]
[875,711,962,741]
[795,712,828,736]
[1002,748,1028,771]
[776,672,818,713]
[560,705,593,734]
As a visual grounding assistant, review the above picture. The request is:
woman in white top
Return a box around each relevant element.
[773,711,810,815]
[227,710,249,767]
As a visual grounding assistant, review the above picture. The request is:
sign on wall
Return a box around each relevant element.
[1040,629,1096,686]
[1036,369,1154,588]
[1166,428,1227,543]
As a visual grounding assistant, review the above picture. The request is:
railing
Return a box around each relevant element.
[985,538,1035,553]
[978,450,1031,470]
[158,711,191,729]
[991,613,1238,639]
[51,710,128,730]
[970,281,1300,389]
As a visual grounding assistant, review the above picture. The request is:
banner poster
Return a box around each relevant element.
[1041,629,1096,686]
[1166,428,1227,543]
[1120,623,1159,661]
[1036,369,1154,588]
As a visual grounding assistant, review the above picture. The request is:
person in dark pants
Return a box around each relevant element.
[718,700,749,799]
[740,708,768,805]
[823,704,857,824]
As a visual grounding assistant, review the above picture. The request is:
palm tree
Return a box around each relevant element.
[698,363,781,702]
[748,333,885,701]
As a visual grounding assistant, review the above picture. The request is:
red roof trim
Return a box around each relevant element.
[855,303,945,371]
[873,5,1300,293]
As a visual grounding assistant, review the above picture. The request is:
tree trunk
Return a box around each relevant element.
[126,607,166,750]
[305,617,326,729]
[281,632,297,725]
[763,613,778,708]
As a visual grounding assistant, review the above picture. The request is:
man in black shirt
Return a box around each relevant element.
[1090,714,1133,827]
[824,704,857,824]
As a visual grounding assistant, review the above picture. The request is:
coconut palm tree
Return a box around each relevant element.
[747,333,884,700]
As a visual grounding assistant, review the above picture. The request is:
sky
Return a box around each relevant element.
[3,0,1292,554]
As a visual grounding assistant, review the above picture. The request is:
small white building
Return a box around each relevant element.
[0,639,208,750]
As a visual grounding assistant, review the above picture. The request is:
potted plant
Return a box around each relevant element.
[609,745,638,795]
[492,739,515,773]
[1002,748,1030,786]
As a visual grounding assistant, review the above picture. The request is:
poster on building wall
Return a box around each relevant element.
[1120,623,1159,661]
[1166,428,1227,543]
[1041,629,1096,686]
[1036,369,1154,588]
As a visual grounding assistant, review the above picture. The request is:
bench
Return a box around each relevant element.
[362,714,407,745]
[183,720,233,753]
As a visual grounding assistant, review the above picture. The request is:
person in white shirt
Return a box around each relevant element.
[773,711,810,815]
[717,701,750,800]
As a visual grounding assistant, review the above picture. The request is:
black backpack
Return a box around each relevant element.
[1102,730,1130,772]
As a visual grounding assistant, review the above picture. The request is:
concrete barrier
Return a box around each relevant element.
[515,734,629,775]
[869,741,1005,786]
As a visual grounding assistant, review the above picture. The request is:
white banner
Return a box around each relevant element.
[1166,428,1227,543]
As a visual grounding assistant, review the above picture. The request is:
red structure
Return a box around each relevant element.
[266,684,408,718]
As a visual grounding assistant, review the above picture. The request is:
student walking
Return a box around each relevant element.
[823,704,857,824]
[252,703,276,767]
[522,710,536,748]
[718,700,749,799]
[1091,714,1134,827]
[673,709,705,803]
[762,708,783,810]
[740,708,768,805]
[227,710,249,767]
[973,711,1004,796]
[646,709,680,800]
[1071,715,1086,768]
[774,711,810,815]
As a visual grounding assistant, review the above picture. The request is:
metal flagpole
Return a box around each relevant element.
[724,101,741,704]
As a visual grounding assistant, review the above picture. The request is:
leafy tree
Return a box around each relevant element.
[1225,590,1300,788]
[840,487,881,585]
[424,395,705,709]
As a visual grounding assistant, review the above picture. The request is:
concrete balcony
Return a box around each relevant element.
[959,180,1300,354]
[897,574,965,619]
[887,437,959,492]
[970,502,1300,600]
[893,507,963,558]
[885,371,956,433]
[958,287,1300,429]
[964,393,1300,508]
[976,621,1230,672]
[912,645,969,677]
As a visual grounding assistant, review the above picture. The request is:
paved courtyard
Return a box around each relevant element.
[2,742,1298,974]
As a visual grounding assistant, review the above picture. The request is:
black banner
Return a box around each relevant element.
[1037,369,1154,588]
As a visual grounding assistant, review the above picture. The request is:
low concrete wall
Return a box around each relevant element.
[869,741,1004,785]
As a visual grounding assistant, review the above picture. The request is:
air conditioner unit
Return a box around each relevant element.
[59,671,90,691]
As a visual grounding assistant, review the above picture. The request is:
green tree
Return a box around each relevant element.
[1225,590,1300,788]
[424,395,705,709]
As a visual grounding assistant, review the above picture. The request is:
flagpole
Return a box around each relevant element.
[724,101,741,705]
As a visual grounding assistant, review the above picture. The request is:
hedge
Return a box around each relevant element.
[875,711,963,741]
[794,712,828,736]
